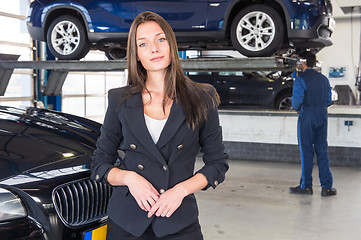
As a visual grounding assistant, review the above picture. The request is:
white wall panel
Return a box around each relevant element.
[220,107,361,148]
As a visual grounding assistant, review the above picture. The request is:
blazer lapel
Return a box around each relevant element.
[156,100,186,150]
[122,93,167,165]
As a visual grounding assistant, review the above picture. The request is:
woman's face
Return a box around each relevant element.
[136,21,171,74]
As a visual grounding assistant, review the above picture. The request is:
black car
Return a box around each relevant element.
[187,71,294,110]
[0,106,111,240]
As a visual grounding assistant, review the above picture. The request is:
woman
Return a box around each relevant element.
[91,11,229,240]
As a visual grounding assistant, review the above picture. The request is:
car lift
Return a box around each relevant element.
[0,57,296,96]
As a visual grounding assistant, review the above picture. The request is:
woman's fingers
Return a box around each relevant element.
[138,189,159,211]
[151,203,173,218]
[127,173,160,211]
[144,187,160,211]
[136,199,146,211]
[147,196,156,207]
[147,187,184,218]
[141,199,151,211]
[165,209,174,218]
[160,207,168,217]
[147,202,159,218]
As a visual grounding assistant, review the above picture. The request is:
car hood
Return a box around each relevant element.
[0,155,91,186]
[0,106,101,182]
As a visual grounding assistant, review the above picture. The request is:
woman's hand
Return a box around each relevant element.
[147,184,187,218]
[108,169,207,216]
[126,172,160,212]
[147,173,208,218]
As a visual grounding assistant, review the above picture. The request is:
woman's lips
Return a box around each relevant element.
[150,56,163,61]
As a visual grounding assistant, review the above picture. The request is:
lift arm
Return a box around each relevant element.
[0,57,296,96]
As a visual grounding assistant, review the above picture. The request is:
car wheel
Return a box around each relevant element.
[231,5,284,57]
[275,92,293,110]
[46,15,91,60]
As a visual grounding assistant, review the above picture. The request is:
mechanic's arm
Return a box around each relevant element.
[292,76,306,112]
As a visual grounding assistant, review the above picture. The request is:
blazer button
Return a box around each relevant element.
[214,180,219,187]
[159,189,165,194]
[177,144,183,150]
[138,164,144,170]
[130,144,137,149]
[162,165,167,171]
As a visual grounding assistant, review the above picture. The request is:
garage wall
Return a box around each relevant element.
[318,2,361,103]
[220,108,361,148]
[220,108,361,167]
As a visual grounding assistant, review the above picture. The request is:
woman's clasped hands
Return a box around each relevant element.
[126,171,187,218]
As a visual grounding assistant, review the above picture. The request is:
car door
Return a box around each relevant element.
[187,71,225,103]
[73,0,134,32]
[133,0,208,31]
[214,72,260,106]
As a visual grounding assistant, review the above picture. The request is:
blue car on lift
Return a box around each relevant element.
[26,0,335,60]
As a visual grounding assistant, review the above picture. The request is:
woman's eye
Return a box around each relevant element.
[139,43,147,47]
[158,37,166,42]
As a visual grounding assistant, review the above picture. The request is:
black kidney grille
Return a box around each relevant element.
[53,179,112,226]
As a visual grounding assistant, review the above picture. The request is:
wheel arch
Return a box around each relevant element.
[42,5,91,40]
[274,87,293,108]
[224,0,290,43]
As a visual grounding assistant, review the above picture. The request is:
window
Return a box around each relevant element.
[0,0,33,107]
[219,72,244,76]
[187,72,212,76]
[0,1,126,122]
[61,51,126,122]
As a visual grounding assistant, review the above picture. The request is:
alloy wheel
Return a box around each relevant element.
[50,20,80,56]
[278,96,293,110]
[236,11,276,52]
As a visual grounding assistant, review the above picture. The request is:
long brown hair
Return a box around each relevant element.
[126,11,219,130]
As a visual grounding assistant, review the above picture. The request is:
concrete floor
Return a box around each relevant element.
[195,160,361,240]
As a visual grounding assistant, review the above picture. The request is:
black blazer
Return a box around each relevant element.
[91,86,229,237]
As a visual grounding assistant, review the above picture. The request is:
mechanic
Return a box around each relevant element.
[289,51,337,197]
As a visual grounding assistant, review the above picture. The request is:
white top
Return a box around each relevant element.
[144,114,167,143]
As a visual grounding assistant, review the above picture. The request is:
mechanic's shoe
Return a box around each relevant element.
[289,186,313,195]
[321,188,337,196]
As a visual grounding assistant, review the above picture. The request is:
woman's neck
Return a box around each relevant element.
[145,71,166,94]
[143,71,173,120]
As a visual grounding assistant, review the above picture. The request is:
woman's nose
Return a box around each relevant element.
[150,43,159,53]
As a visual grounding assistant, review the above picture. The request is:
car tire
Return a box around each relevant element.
[231,5,284,57]
[105,48,127,60]
[46,15,91,60]
[275,92,293,110]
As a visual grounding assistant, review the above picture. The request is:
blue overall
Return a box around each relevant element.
[292,68,333,189]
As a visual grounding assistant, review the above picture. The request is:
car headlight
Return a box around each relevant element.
[0,188,27,222]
